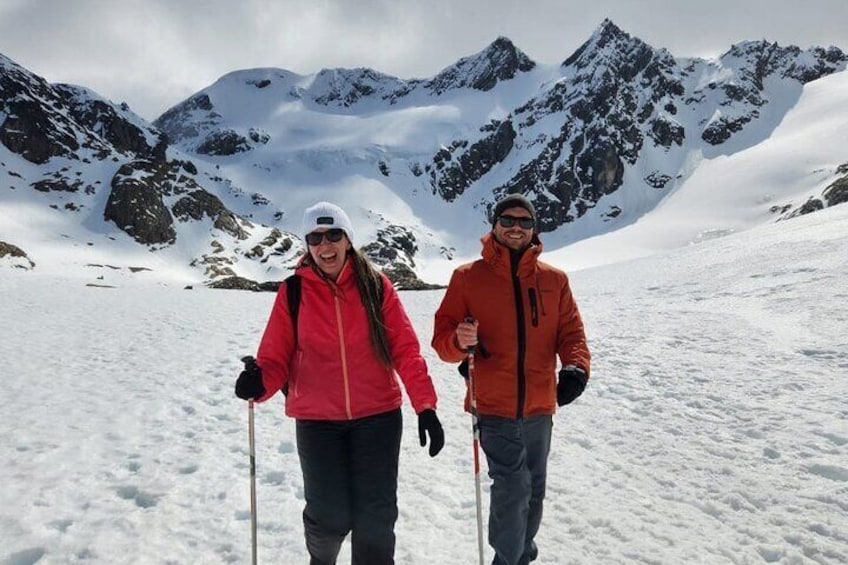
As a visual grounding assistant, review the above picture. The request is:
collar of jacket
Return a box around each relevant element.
[480,232,542,278]
[295,253,354,288]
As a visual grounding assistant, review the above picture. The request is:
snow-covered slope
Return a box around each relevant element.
[1,197,845,564]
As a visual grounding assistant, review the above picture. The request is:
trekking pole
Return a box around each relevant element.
[465,318,485,565]
[242,356,259,565]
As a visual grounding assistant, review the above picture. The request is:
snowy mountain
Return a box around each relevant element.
[2,20,847,287]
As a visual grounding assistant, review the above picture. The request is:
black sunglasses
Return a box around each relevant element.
[498,215,535,229]
[305,228,345,246]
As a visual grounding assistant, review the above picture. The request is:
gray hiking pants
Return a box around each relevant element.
[478,414,553,565]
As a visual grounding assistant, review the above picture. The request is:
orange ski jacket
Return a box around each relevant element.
[432,233,590,419]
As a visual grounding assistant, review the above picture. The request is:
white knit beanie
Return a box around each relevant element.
[301,201,355,243]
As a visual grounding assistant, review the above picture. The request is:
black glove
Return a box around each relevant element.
[557,366,587,406]
[235,356,266,400]
[417,409,445,457]
[458,359,469,379]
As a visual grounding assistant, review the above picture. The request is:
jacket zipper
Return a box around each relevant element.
[333,291,352,419]
[512,272,527,419]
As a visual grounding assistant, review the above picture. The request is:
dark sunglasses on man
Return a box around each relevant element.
[305,228,345,246]
[497,215,535,229]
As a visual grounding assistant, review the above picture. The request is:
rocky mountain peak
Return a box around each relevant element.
[309,67,403,107]
[720,39,847,84]
[562,18,653,71]
[424,36,536,95]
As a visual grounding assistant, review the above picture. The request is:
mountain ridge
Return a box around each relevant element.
[2,21,847,287]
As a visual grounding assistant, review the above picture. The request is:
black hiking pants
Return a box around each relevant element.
[296,408,402,565]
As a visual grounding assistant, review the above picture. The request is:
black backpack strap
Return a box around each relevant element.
[284,274,301,345]
[281,274,301,398]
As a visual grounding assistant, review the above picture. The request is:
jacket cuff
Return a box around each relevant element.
[416,404,435,414]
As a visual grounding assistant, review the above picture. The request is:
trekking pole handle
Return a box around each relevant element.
[463,317,476,355]
[241,355,257,371]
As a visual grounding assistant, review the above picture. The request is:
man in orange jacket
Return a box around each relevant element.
[432,194,590,565]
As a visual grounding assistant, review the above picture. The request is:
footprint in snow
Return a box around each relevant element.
[5,547,46,565]
[115,485,161,508]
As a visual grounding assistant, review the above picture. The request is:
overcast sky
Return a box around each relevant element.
[2,0,847,121]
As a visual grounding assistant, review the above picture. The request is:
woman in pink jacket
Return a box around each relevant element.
[235,201,443,565]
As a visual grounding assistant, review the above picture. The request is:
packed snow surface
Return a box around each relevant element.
[2,202,846,564]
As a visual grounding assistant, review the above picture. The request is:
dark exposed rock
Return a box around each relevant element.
[0,240,35,269]
[784,45,848,83]
[191,254,236,278]
[207,275,282,292]
[257,280,282,292]
[794,198,825,217]
[0,58,84,164]
[382,263,444,290]
[362,225,418,267]
[603,206,622,219]
[357,225,439,289]
[770,203,793,216]
[650,116,685,147]
[313,68,387,107]
[153,93,218,142]
[0,100,80,164]
[105,176,176,245]
[248,128,270,145]
[251,193,270,206]
[208,275,263,291]
[250,228,294,263]
[192,126,266,156]
[197,129,250,155]
[151,133,168,162]
[702,115,753,145]
[645,172,673,189]
[429,120,516,201]
[425,37,536,95]
[31,178,84,192]
[54,85,152,156]
[180,160,198,175]
[101,153,218,246]
[823,171,848,207]
[103,159,183,244]
[173,189,247,240]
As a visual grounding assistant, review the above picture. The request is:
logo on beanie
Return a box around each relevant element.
[316,216,334,225]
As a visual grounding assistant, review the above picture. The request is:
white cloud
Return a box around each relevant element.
[1,0,847,120]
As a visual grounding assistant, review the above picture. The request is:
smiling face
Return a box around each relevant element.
[306,228,351,280]
[492,206,535,252]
